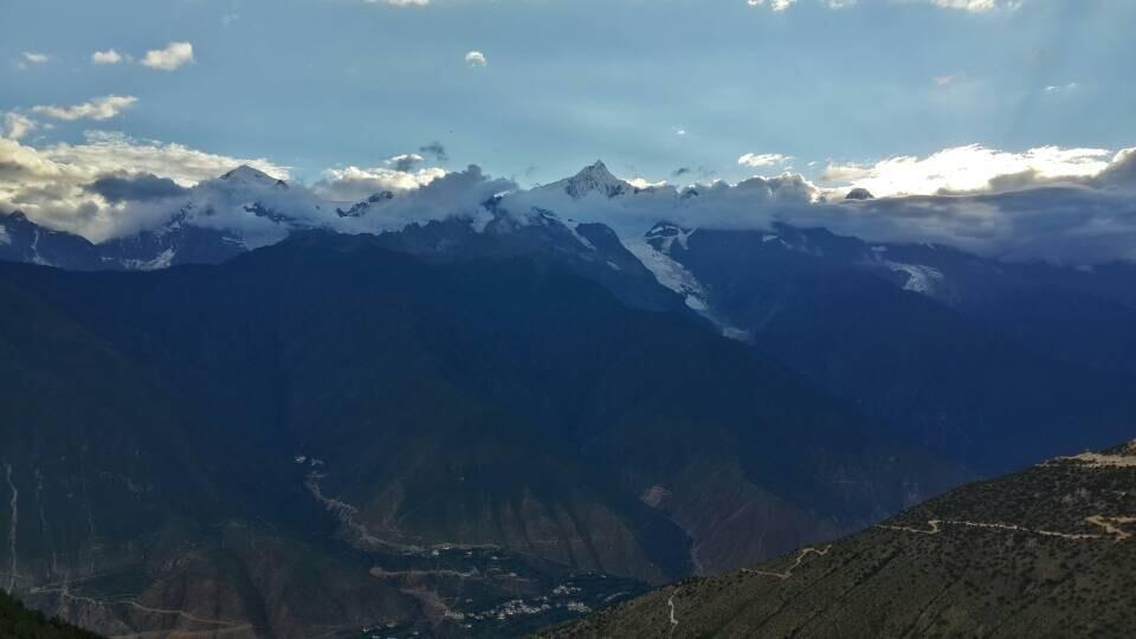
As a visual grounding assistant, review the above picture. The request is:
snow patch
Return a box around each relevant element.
[626,238,749,341]
[123,248,176,271]
[626,239,708,311]
[565,221,596,251]
[646,223,694,253]
[886,262,943,294]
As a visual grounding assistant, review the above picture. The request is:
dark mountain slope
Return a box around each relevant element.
[651,225,1136,472]
[0,590,102,639]
[548,440,1136,638]
[0,233,962,636]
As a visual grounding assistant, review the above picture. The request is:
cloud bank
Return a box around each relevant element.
[2,129,1135,264]
[498,145,1136,264]
[822,145,1115,196]
[0,132,290,241]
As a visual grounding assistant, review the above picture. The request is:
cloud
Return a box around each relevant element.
[312,165,446,201]
[419,141,448,162]
[5,130,1136,266]
[747,0,798,11]
[928,0,1023,11]
[0,131,291,241]
[141,42,194,71]
[21,52,49,64]
[91,49,124,65]
[345,165,514,231]
[465,51,487,67]
[496,145,1136,264]
[1093,148,1136,190]
[821,145,1113,197]
[2,113,37,141]
[386,153,425,171]
[366,0,430,5]
[85,172,189,203]
[31,96,138,122]
[738,153,792,168]
[1043,82,1079,94]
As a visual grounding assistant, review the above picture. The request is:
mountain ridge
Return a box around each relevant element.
[545,439,1136,638]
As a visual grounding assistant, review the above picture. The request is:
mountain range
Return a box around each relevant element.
[5,160,1134,472]
[2,161,1135,637]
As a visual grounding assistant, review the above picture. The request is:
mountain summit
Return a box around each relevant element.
[219,164,288,188]
[547,160,633,199]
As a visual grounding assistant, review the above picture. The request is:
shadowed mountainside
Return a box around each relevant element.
[0,232,961,637]
[547,441,1136,638]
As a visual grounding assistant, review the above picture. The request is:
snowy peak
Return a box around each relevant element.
[219,165,288,189]
[557,160,633,199]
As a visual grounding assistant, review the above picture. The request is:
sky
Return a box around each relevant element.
[3,0,1134,187]
[2,0,1136,263]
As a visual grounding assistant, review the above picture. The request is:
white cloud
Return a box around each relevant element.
[21,52,49,64]
[32,95,138,122]
[2,113,38,141]
[628,177,668,189]
[738,153,793,168]
[928,0,1022,12]
[0,131,292,241]
[1044,82,1079,94]
[386,153,425,171]
[313,165,446,201]
[747,0,798,11]
[822,144,1113,196]
[141,42,195,71]
[91,49,124,65]
[465,51,488,67]
[366,0,430,6]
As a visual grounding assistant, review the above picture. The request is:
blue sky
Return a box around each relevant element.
[3,0,1134,186]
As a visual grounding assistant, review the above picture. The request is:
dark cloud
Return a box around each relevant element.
[390,154,423,172]
[86,172,189,203]
[671,165,716,180]
[419,141,448,163]
[1094,149,1136,189]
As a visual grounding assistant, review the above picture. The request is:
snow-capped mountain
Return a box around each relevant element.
[3,160,1135,327]
[1,165,342,270]
[539,160,637,199]
[218,165,290,189]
